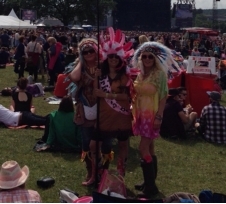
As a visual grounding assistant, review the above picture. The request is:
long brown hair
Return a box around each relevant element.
[58,96,74,112]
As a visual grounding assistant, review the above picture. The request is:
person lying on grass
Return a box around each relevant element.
[0,104,46,128]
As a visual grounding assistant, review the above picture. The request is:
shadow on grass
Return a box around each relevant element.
[78,184,165,201]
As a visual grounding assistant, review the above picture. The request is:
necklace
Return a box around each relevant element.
[85,65,97,76]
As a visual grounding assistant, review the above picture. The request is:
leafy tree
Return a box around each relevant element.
[4,0,115,25]
[194,14,211,28]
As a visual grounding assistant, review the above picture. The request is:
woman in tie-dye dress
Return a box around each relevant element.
[131,42,179,198]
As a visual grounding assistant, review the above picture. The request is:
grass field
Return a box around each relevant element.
[1,66,226,202]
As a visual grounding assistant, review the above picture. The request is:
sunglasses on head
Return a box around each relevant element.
[82,49,95,55]
[141,54,154,60]
[107,54,120,59]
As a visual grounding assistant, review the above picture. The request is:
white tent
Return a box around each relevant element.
[0,9,37,29]
[8,9,18,19]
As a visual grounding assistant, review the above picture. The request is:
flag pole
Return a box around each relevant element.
[95,0,100,188]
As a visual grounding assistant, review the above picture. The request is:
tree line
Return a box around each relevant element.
[0,0,115,26]
[194,9,226,33]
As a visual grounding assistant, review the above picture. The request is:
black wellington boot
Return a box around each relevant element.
[137,160,159,198]
[152,155,157,179]
[134,158,145,191]
[135,155,158,191]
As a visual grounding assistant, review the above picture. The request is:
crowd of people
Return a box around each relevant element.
[0,26,226,202]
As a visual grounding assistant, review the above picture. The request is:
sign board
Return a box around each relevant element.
[21,9,37,21]
[186,56,216,75]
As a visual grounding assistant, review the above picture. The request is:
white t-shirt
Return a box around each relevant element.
[26,41,41,53]
[15,33,19,40]
[0,105,20,127]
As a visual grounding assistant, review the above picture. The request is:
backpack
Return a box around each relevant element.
[199,190,226,203]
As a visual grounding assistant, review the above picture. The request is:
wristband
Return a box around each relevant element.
[113,93,117,99]
[106,93,109,98]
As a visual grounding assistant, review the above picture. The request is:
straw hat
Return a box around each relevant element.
[0,161,29,189]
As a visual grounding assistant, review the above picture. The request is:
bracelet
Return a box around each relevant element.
[113,93,117,99]
[106,93,109,98]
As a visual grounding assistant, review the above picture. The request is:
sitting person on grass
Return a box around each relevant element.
[10,77,35,113]
[177,87,198,131]
[196,91,226,143]
[0,104,46,127]
[160,88,197,139]
[0,160,41,203]
[36,95,81,152]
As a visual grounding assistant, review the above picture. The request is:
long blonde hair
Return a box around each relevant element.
[138,35,149,45]
[136,54,166,90]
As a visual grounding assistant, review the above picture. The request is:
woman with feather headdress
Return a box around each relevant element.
[132,42,181,198]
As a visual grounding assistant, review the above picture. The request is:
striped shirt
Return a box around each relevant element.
[199,102,226,143]
[0,189,41,203]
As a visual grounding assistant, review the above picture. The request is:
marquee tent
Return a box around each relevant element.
[0,9,37,29]
[8,9,18,19]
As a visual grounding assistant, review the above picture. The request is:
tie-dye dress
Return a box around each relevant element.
[132,70,168,139]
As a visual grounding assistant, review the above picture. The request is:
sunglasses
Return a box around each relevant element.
[82,49,95,55]
[107,54,120,59]
[141,54,154,60]
[180,93,187,96]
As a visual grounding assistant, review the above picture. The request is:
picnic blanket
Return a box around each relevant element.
[45,96,76,105]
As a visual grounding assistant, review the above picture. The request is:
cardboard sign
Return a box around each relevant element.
[187,56,216,75]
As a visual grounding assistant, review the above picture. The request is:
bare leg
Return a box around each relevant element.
[82,140,101,186]
[117,140,128,176]
[9,105,14,112]
[31,107,35,114]
[139,137,153,161]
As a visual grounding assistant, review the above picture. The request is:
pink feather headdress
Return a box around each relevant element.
[100,27,134,61]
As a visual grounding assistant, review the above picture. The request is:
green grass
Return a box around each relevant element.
[1,66,226,202]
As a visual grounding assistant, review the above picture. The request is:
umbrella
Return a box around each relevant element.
[71,26,84,31]
[36,23,46,27]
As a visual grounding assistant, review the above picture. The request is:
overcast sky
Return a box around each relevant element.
[171,0,226,9]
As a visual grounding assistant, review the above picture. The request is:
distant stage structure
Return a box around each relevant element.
[174,0,195,28]
[113,0,171,31]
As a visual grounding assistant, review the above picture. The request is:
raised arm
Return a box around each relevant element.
[68,61,82,82]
